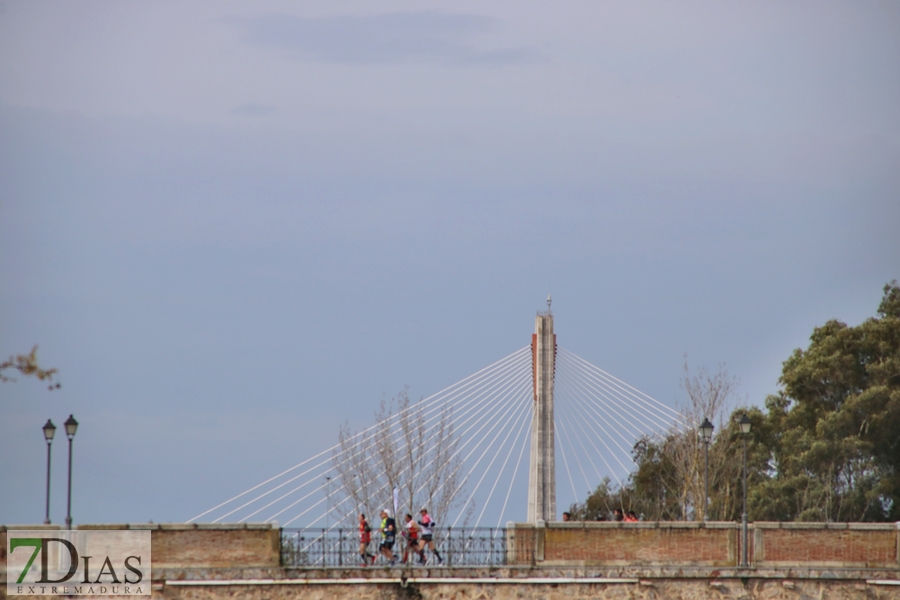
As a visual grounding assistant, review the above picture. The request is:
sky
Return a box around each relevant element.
[1,1,899,526]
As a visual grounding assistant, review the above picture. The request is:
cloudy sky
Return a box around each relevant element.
[1,1,898,525]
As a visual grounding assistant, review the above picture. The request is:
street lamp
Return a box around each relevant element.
[699,418,714,521]
[64,415,78,529]
[42,420,56,524]
[739,414,752,567]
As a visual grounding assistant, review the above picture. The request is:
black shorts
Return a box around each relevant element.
[380,541,394,550]
[421,534,433,542]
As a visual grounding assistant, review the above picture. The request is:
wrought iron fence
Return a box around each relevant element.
[281,527,525,568]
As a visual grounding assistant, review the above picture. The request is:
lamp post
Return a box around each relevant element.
[42,420,56,524]
[739,414,752,567]
[699,418,714,521]
[64,415,78,529]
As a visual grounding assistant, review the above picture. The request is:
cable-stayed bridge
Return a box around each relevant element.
[188,301,678,530]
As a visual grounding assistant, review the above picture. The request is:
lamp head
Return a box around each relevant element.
[739,414,752,435]
[64,414,78,439]
[699,417,714,442]
[43,419,56,442]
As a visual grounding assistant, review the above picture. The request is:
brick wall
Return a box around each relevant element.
[511,521,738,567]
[753,522,899,568]
[4,521,899,572]
[1,523,280,571]
[547,524,736,566]
[148,524,278,568]
[509,521,900,568]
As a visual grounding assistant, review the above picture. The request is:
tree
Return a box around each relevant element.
[331,387,465,527]
[670,360,741,521]
[1,345,60,390]
[746,281,900,521]
[571,361,741,521]
[571,282,900,523]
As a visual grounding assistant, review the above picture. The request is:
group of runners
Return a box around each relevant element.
[358,508,443,566]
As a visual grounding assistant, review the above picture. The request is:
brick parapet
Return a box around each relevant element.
[510,520,900,569]
[752,521,900,569]
[1,523,280,578]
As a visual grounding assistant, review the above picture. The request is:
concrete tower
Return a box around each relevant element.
[527,296,556,522]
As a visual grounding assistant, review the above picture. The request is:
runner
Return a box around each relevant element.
[401,514,425,565]
[378,509,397,566]
[358,513,374,566]
[416,508,443,565]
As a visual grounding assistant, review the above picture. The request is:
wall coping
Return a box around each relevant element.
[5,522,897,532]
[513,521,738,530]
[753,521,900,531]
[511,521,900,531]
[1,523,278,532]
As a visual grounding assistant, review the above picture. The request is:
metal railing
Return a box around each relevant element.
[281,527,526,568]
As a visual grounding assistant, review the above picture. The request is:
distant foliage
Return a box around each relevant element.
[571,281,900,523]
[0,345,60,390]
[749,280,900,522]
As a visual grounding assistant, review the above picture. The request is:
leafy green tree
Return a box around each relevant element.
[706,407,769,521]
[747,281,900,521]
[570,281,900,523]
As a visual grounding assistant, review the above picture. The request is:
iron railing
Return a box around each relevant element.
[281,527,526,568]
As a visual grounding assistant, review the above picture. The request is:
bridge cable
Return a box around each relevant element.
[557,353,672,434]
[557,376,639,470]
[560,348,679,423]
[187,346,528,523]
[555,421,579,505]
[222,348,529,523]
[282,359,531,528]
[495,410,531,529]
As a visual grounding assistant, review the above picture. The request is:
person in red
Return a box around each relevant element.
[401,514,426,565]
[358,513,374,565]
[624,510,639,522]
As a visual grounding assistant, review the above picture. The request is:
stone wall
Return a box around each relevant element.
[157,577,900,600]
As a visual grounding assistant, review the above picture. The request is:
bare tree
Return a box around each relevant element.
[666,358,741,521]
[331,387,465,527]
[332,419,380,524]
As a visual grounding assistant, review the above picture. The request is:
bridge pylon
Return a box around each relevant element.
[527,296,556,523]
